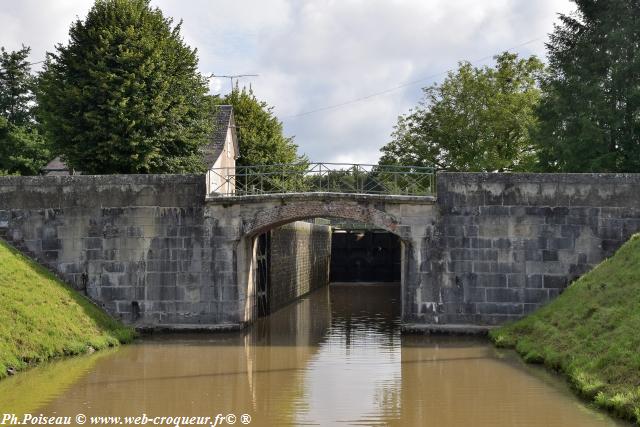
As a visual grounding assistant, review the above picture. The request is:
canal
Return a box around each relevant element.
[0,284,626,426]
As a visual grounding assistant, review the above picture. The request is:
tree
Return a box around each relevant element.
[216,87,305,166]
[0,46,34,126]
[0,118,50,175]
[0,46,50,175]
[534,0,640,172]
[379,52,544,172]
[37,0,211,174]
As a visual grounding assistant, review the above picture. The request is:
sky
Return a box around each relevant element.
[0,0,575,164]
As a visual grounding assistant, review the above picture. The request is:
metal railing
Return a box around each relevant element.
[206,162,435,197]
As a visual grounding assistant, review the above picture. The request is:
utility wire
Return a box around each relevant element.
[22,36,545,118]
[27,60,46,66]
[282,37,545,119]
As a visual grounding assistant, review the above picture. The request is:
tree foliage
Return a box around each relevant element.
[37,0,211,174]
[0,46,34,126]
[0,46,49,175]
[216,87,305,166]
[379,52,544,172]
[534,0,640,172]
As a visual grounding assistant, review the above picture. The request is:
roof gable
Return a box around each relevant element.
[202,105,239,168]
[43,156,68,172]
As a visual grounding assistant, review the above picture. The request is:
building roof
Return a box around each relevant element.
[42,156,70,172]
[202,105,238,168]
[41,156,82,175]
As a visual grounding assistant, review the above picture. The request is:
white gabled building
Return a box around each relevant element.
[203,105,239,195]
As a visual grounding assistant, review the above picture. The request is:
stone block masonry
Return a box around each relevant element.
[3,172,640,331]
[268,222,331,313]
[0,175,338,329]
[422,173,640,328]
[0,174,223,327]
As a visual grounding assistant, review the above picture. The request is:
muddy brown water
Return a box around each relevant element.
[0,284,627,426]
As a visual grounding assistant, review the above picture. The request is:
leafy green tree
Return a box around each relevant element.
[0,46,34,126]
[380,52,544,172]
[37,0,211,174]
[0,117,50,175]
[0,46,50,175]
[217,87,305,166]
[535,0,640,172]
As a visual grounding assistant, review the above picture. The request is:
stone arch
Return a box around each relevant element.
[242,199,408,241]
[236,198,416,325]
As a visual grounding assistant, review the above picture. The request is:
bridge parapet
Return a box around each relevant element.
[206,162,436,198]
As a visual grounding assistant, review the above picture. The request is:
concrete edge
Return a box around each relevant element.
[401,323,496,335]
[137,322,495,335]
[436,171,640,184]
[205,192,437,204]
[0,173,204,186]
[135,323,247,333]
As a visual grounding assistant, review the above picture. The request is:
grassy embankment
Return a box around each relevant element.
[490,234,640,423]
[0,240,134,379]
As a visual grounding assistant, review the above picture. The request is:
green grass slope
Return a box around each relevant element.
[490,234,640,423]
[0,240,134,379]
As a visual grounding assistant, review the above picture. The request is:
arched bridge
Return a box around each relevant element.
[205,162,439,328]
[206,191,438,328]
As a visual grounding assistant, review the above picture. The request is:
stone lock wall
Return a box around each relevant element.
[3,173,640,330]
[0,175,225,326]
[268,222,331,313]
[418,173,640,327]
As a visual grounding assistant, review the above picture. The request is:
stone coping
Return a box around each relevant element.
[2,172,640,187]
[0,174,204,186]
[438,171,640,184]
[135,322,495,334]
[205,192,437,204]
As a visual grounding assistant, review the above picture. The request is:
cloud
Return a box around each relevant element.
[0,0,92,68]
[243,0,574,163]
[0,0,575,163]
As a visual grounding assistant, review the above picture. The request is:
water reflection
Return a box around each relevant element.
[396,335,618,426]
[1,284,626,426]
[296,284,402,426]
[0,348,113,415]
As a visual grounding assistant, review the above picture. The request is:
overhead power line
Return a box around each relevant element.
[20,36,544,118]
[282,37,545,120]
